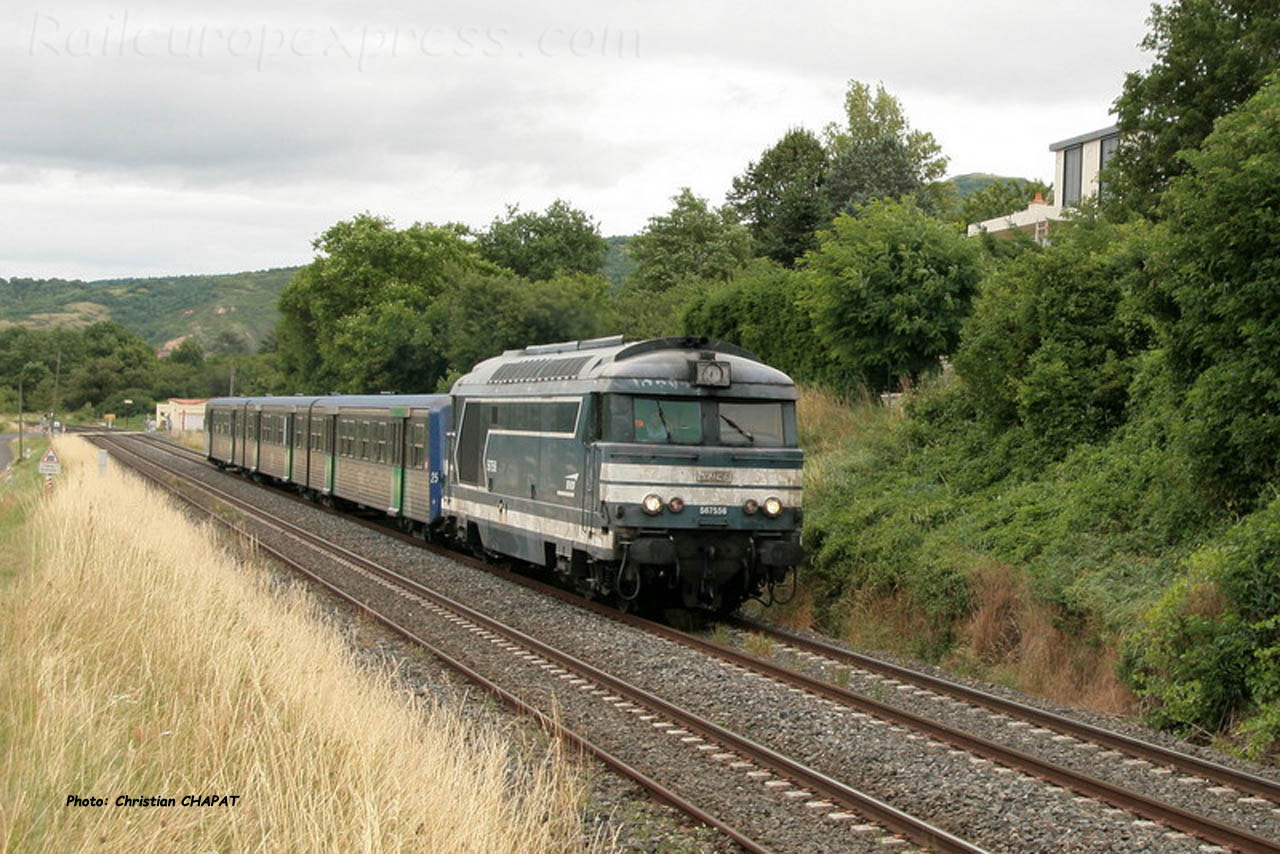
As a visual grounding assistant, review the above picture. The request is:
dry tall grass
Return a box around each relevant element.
[796,385,905,522]
[0,437,601,854]
[953,561,1135,714]
[169,429,206,453]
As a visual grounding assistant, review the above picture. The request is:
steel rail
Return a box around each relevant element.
[732,616,1280,805]
[125,433,1280,852]
[91,435,780,854]
[120,435,1280,854]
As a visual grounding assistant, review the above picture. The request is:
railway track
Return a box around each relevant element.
[93,432,981,853]
[725,616,1280,805]
[100,433,1280,853]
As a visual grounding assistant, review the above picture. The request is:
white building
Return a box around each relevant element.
[155,398,209,432]
[967,125,1120,242]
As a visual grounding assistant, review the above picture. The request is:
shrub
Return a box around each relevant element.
[1123,492,1280,745]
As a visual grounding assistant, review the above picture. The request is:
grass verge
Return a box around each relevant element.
[0,436,602,853]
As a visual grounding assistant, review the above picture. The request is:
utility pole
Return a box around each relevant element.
[51,346,61,427]
[229,360,236,396]
[16,374,23,462]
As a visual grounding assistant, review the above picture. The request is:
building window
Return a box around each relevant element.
[1098,134,1120,201]
[1062,144,1083,207]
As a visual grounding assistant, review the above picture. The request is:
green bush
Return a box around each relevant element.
[805,198,982,392]
[954,211,1153,460]
[1123,493,1280,745]
[683,260,853,390]
[1146,73,1280,507]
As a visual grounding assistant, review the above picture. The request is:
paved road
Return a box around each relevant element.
[0,432,37,471]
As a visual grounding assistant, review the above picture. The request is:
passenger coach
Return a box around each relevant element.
[206,336,805,613]
[206,394,450,529]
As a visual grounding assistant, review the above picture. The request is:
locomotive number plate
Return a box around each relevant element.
[699,505,728,516]
[696,470,733,484]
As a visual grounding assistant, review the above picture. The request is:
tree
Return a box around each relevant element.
[433,271,613,373]
[805,199,981,392]
[955,212,1154,455]
[726,128,830,266]
[64,322,157,410]
[209,330,249,355]
[1109,0,1280,219]
[683,260,838,388]
[625,189,752,292]
[168,337,205,367]
[824,81,948,214]
[475,199,608,281]
[957,178,1052,229]
[276,214,484,392]
[1144,72,1280,505]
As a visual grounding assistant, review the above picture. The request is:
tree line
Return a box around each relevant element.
[271,78,1042,398]
[0,322,282,422]
[5,0,1277,754]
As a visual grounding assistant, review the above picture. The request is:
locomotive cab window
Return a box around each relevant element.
[603,395,797,447]
[716,401,787,447]
[634,398,701,444]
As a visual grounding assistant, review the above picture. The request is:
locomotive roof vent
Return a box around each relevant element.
[491,355,593,383]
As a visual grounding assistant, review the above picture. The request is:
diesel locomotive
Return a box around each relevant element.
[206,336,804,612]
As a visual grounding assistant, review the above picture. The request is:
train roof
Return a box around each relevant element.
[451,336,798,400]
[206,394,449,413]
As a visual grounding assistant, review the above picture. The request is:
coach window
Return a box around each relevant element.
[410,423,427,468]
[341,419,354,457]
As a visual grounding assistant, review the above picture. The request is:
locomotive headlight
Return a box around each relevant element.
[762,497,783,517]
[642,494,664,515]
[667,496,685,513]
[743,498,759,515]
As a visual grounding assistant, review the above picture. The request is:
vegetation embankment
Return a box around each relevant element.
[4,0,1275,762]
[0,437,600,853]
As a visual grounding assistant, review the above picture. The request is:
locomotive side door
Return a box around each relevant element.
[579,394,599,536]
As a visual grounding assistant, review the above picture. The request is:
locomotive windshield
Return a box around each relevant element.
[603,395,794,447]
[634,398,701,444]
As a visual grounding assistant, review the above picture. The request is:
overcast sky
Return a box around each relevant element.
[2,1,1155,281]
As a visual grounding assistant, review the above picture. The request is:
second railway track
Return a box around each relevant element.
[95,432,1280,854]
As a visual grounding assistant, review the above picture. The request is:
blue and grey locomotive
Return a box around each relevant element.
[206,336,804,612]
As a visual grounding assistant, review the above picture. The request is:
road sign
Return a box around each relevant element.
[38,448,61,475]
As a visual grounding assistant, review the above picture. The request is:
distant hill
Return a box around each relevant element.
[0,268,298,350]
[949,173,1043,198]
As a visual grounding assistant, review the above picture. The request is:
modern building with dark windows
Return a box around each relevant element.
[967,124,1120,244]
[1051,125,1121,207]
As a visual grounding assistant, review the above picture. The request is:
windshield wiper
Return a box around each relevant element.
[719,413,754,444]
[654,400,672,443]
